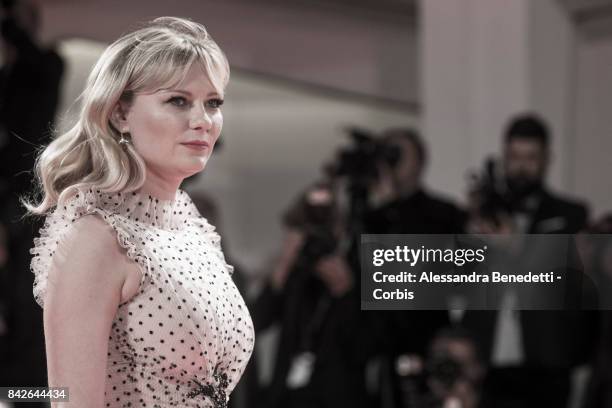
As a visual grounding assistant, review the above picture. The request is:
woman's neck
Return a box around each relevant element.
[138,168,183,200]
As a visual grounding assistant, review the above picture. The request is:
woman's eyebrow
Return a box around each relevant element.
[162,89,221,98]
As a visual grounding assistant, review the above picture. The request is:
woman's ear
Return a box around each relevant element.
[110,101,130,133]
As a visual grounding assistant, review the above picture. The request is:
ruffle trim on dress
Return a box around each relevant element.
[31,186,236,307]
[102,213,154,307]
[77,187,193,231]
[30,189,154,308]
[191,217,235,277]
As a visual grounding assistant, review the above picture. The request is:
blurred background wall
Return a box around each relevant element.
[572,3,612,226]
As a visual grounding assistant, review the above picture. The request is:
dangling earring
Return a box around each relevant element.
[119,132,131,147]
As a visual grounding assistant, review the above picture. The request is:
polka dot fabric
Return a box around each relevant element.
[30,187,255,407]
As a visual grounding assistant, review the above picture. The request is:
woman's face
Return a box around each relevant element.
[117,64,224,182]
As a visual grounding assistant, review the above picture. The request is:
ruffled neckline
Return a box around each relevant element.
[66,187,199,231]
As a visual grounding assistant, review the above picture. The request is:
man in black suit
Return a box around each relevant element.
[503,115,587,234]
[463,114,596,408]
[362,128,467,407]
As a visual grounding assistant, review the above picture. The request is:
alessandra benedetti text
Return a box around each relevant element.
[372,271,558,284]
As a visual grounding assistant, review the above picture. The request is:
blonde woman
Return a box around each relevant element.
[25,17,254,407]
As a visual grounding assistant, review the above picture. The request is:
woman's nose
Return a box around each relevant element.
[189,105,213,130]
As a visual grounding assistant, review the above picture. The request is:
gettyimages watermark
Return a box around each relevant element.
[360,234,608,310]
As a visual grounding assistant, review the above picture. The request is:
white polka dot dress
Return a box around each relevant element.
[30,187,255,407]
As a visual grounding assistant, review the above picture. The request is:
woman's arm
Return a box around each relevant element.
[43,215,128,407]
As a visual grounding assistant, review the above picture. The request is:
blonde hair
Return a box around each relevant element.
[23,16,230,215]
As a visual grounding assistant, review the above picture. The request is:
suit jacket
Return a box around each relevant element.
[364,188,467,235]
[527,189,588,234]
[362,189,466,356]
[463,189,596,370]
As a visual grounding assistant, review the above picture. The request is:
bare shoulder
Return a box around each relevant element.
[62,214,123,261]
[46,213,129,310]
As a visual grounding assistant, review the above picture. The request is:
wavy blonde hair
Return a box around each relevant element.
[23,16,230,215]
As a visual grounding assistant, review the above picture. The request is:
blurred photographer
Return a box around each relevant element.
[426,328,484,408]
[468,114,588,235]
[463,114,595,408]
[386,326,485,408]
[355,128,466,408]
[363,128,467,234]
[250,182,365,408]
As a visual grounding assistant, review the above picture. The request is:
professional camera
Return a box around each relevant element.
[325,127,402,187]
[426,352,464,395]
[283,128,404,268]
[323,127,403,229]
[394,352,466,408]
[468,156,515,225]
[392,327,484,408]
[283,183,340,267]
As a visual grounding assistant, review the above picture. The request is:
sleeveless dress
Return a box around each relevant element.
[30,187,255,408]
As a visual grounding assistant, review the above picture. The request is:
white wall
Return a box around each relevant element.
[572,16,612,217]
[40,0,418,105]
[529,0,575,188]
[421,0,531,203]
[421,0,577,205]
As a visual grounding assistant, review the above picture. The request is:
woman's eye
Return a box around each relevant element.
[206,98,224,109]
[167,96,188,107]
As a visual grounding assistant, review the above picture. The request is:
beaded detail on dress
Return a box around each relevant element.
[186,367,229,408]
[30,187,254,407]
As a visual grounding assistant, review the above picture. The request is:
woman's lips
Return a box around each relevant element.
[180,141,210,151]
